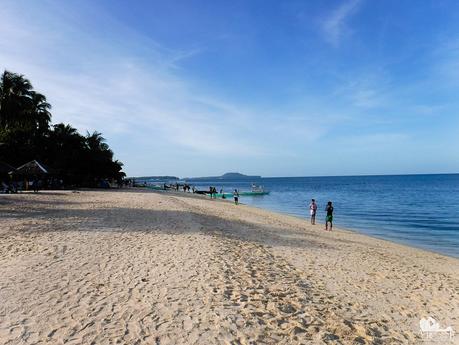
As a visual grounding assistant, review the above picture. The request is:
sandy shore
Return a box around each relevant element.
[0,190,458,344]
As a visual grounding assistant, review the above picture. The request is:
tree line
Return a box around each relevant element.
[0,70,125,186]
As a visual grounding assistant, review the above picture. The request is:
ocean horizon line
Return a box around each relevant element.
[133,172,459,180]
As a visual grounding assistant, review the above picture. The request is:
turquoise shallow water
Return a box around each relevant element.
[146,174,459,258]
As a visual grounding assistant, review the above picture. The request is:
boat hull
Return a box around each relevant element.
[239,191,270,196]
[215,191,270,197]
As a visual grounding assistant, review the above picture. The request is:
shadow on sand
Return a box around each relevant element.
[0,192,338,252]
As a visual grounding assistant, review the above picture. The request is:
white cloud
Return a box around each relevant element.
[0,2,273,159]
[321,0,362,46]
[0,5,330,175]
[330,69,390,110]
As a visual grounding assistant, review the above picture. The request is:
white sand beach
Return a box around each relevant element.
[0,190,458,344]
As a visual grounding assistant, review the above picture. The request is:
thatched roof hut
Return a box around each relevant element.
[11,160,50,176]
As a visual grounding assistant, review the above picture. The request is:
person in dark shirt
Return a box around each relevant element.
[233,189,239,205]
[325,201,334,231]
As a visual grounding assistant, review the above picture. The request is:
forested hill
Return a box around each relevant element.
[187,172,261,180]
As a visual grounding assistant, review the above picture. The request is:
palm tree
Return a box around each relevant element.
[0,71,51,132]
[0,69,125,186]
[0,71,34,129]
[52,123,78,136]
[30,91,51,132]
[86,131,109,152]
[51,123,82,148]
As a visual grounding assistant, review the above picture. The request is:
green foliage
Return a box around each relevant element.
[0,70,125,186]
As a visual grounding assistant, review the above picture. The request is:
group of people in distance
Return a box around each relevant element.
[208,186,218,198]
[309,199,334,231]
[208,186,240,205]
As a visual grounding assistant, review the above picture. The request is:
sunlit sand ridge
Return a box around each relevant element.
[0,190,458,344]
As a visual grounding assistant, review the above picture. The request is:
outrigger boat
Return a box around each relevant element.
[146,184,165,190]
[238,190,269,196]
[238,184,270,196]
[214,192,233,198]
[215,184,270,198]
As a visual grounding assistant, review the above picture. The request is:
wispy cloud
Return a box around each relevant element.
[0,4,251,154]
[0,1,331,174]
[329,68,391,110]
[4,1,449,176]
[321,0,362,46]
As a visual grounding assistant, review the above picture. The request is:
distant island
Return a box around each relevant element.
[131,172,261,182]
[187,172,261,181]
[133,176,179,181]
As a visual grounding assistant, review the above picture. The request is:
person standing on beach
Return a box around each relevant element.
[32,176,40,193]
[233,189,239,205]
[325,201,334,231]
[309,199,317,225]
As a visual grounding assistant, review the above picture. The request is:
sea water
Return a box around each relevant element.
[176,174,459,258]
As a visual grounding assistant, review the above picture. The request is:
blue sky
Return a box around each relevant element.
[1,0,459,177]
